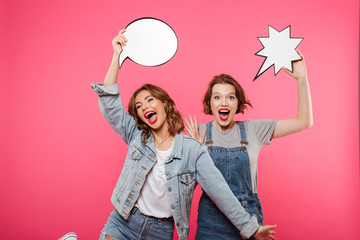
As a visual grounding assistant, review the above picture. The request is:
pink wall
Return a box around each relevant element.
[1,0,359,239]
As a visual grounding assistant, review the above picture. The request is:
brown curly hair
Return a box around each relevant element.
[128,84,184,144]
[203,74,252,115]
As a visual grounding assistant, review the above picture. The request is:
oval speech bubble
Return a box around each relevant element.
[119,17,178,68]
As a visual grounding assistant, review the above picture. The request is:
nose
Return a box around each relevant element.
[220,98,228,106]
[141,102,149,112]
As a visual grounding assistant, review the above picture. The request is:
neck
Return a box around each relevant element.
[214,120,235,132]
[152,124,171,140]
[152,125,174,150]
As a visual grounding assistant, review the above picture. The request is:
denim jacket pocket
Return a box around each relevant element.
[130,150,142,160]
[178,171,196,196]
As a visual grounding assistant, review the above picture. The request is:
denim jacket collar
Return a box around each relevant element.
[169,133,183,161]
[135,132,183,163]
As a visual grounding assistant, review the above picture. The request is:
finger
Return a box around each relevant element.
[295,49,304,61]
[184,125,191,135]
[184,118,191,129]
[114,36,125,46]
[189,115,194,127]
[268,235,275,240]
[118,37,127,46]
[120,35,128,43]
[118,29,128,43]
[282,67,291,75]
[269,224,277,229]
[194,116,199,130]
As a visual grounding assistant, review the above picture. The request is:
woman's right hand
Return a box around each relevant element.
[112,29,127,57]
[252,225,277,240]
[185,115,206,144]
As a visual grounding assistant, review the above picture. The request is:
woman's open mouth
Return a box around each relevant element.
[144,111,158,124]
[218,108,230,121]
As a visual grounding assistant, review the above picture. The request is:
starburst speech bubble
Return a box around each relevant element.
[254,25,303,80]
[119,17,178,68]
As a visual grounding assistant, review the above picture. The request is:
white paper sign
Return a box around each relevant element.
[119,18,178,68]
[254,25,303,80]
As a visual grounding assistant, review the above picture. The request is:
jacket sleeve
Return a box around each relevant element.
[195,144,259,239]
[91,82,140,144]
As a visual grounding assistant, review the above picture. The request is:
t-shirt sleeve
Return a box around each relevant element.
[245,119,277,146]
[198,123,206,136]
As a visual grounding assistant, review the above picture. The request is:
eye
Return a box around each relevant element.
[214,95,220,100]
[135,104,141,109]
[229,96,235,100]
[148,97,154,102]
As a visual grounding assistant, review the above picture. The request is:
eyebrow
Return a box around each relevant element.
[135,95,152,106]
[212,91,236,95]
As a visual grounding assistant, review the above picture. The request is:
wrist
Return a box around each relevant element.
[296,76,308,83]
[112,52,121,60]
[111,54,120,66]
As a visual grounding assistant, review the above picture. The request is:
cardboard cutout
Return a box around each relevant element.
[254,25,303,80]
[119,17,178,68]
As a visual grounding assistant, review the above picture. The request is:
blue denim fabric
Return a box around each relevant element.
[99,208,174,240]
[196,122,263,240]
[91,83,259,240]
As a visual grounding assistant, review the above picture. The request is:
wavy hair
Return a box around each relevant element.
[128,84,184,144]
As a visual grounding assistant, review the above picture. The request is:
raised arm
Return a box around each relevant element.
[91,30,140,144]
[272,50,313,139]
[103,29,127,87]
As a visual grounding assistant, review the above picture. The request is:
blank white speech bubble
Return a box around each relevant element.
[119,18,178,68]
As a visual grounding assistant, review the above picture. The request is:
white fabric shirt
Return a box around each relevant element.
[135,144,173,218]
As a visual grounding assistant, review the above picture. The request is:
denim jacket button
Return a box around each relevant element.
[168,187,172,192]
[165,171,169,175]
[176,222,180,227]
[171,204,175,209]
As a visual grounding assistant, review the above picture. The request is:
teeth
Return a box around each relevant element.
[145,111,156,118]
[219,110,230,113]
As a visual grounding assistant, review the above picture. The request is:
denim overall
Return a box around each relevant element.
[196,121,264,240]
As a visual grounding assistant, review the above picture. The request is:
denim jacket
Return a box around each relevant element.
[91,83,259,240]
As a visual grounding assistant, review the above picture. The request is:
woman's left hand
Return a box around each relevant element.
[282,49,307,80]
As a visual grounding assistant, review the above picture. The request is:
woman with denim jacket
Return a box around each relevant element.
[92,30,277,240]
[185,51,313,240]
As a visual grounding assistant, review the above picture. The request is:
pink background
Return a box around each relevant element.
[1,0,359,239]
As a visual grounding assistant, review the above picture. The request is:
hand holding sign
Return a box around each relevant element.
[119,18,178,68]
[254,26,303,80]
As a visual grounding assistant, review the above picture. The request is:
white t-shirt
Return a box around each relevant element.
[135,144,173,218]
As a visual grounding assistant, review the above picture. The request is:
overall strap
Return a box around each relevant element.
[237,121,248,150]
[204,122,213,150]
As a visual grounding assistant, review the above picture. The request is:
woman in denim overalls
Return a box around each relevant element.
[186,51,313,239]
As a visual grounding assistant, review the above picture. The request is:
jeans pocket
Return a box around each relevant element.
[158,220,174,233]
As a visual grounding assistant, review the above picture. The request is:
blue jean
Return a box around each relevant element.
[100,208,174,240]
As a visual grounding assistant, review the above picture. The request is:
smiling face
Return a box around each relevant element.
[135,90,169,132]
[210,83,239,131]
